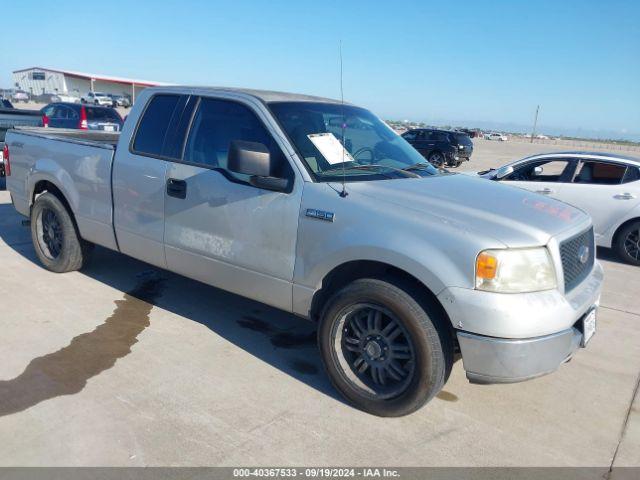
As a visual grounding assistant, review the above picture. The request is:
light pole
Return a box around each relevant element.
[531,105,539,143]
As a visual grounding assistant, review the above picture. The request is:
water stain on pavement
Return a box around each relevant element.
[238,315,317,349]
[0,276,164,417]
[436,390,459,402]
[237,315,320,376]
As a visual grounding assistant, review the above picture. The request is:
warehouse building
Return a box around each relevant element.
[12,67,168,103]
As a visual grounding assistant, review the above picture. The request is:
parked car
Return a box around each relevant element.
[5,86,602,416]
[479,152,640,265]
[401,128,473,167]
[0,106,43,176]
[108,94,131,108]
[34,93,63,104]
[41,103,123,131]
[485,132,507,141]
[55,93,81,103]
[81,91,112,106]
[458,128,481,138]
[11,91,29,103]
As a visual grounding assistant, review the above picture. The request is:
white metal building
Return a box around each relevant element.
[12,67,168,103]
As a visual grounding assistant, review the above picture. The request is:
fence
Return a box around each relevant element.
[507,135,640,153]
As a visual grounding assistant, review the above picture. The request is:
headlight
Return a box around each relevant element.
[475,248,557,293]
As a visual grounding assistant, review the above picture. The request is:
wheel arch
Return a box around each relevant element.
[308,260,456,345]
[612,216,640,245]
[31,180,79,233]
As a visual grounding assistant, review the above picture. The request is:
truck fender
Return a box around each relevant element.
[292,245,469,320]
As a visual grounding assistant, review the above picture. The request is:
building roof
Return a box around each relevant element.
[12,67,170,87]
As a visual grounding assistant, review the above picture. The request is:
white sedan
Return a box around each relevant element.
[479,152,640,265]
[485,132,508,141]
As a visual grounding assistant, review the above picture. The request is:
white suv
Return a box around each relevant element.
[82,91,112,106]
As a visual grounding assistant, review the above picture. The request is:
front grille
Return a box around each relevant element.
[560,227,595,292]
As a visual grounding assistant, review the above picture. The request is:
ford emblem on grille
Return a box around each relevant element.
[578,245,590,264]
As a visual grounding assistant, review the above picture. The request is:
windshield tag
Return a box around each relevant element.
[307,133,354,165]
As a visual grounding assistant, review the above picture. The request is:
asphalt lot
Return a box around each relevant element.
[0,140,638,469]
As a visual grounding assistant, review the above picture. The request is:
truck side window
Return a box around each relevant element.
[132,94,182,158]
[184,98,290,183]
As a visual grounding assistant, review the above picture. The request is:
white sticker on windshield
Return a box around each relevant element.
[307,133,354,165]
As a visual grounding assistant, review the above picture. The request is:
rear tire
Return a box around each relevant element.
[318,278,453,417]
[614,220,640,266]
[30,192,92,273]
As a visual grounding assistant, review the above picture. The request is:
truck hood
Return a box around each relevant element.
[346,173,589,247]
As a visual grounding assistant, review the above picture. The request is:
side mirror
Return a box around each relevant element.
[533,166,543,175]
[228,140,289,192]
[228,140,271,176]
[495,165,514,179]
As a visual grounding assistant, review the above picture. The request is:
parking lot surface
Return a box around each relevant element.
[0,140,638,468]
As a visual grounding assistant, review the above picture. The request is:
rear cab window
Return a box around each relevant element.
[131,94,191,159]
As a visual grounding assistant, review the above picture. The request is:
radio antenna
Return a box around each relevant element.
[339,40,348,198]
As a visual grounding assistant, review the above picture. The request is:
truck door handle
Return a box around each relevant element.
[166,178,187,199]
[536,188,553,194]
[614,193,635,200]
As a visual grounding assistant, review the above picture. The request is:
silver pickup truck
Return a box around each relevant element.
[5,86,603,416]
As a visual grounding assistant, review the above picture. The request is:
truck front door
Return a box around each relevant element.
[162,96,302,311]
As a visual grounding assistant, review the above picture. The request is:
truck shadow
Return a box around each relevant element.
[0,203,340,417]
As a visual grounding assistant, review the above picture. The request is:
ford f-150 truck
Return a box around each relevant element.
[5,86,603,416]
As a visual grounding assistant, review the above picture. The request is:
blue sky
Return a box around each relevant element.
[2,0,639,139]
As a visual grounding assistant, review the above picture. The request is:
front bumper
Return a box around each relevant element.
[457,324,584,384]
[438,262,603,384]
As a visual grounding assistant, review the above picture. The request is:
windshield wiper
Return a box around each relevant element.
[402,162,433,171]
[321,164,420,178]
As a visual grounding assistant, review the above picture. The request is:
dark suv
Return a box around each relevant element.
[402,129,473,167]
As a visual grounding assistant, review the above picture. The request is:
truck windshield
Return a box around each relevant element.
[269,102,441,181]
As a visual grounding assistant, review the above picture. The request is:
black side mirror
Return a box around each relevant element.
[228,140,289,192]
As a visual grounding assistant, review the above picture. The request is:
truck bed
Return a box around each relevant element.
[12,126,120,148]
[5,127,119,252]
[0,108,43,143]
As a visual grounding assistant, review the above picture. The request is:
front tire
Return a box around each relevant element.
[615,221,640,266]
[31,192,92,273]
[428,151,445,168]
[318,278,453,417]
